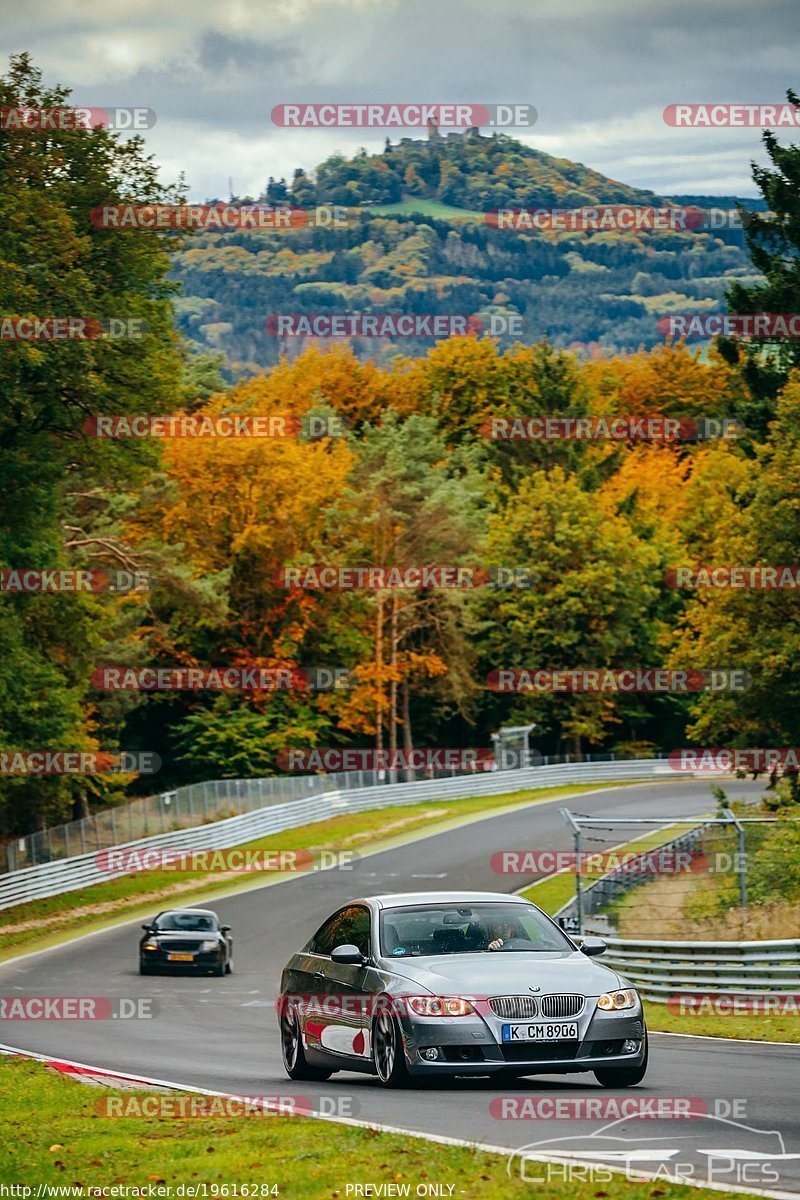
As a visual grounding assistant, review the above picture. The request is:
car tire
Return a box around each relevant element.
[211,960,225,976]
[225,958,233,975]
[139,960,154,975]
[280,1008,333,1082]
[371,1010,411,1088]
[594,1032,649,1088]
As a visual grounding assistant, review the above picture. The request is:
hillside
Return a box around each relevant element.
[267,129,664,210]
[171,131,760,374]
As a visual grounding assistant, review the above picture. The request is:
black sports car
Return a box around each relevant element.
[139,908,233,975]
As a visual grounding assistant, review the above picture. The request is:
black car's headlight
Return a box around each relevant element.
[597,989,638,1011]
[199,940,220,952]
[405,996,475,1017]
[142,941,158,951]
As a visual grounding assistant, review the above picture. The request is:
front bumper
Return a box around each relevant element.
[143,948,224,970]
[397,1003,645,1076]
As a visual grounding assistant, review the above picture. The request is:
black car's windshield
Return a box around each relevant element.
[379,902,572,957]
[154,912,218,932]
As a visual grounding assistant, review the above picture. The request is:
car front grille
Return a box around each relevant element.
[539,994,584,1018]
[158,940,204,951]
[489,995,539,1019]
[488,994,585,1020]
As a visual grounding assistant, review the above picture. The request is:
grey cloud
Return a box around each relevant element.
[0,0,796,198]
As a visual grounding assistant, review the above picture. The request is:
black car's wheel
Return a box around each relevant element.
[139,959,155,975]
[280,1008,333,1081]
[594,1033,649,1088]
[225,958,233,975]
[210,959,225,976]
[372,1010,411,1088]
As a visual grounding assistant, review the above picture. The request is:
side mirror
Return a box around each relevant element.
[141,924,154,933]
[580,936,607,957]
[330,944,365,965]
[220,925,231,933]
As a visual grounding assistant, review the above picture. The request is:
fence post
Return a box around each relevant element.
[561,808,583,936]
[723,808,747,912]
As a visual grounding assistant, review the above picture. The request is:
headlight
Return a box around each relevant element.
[597,989,638,1011]
[406,996,475,1017]
[199,940,219,952]
[143,941,158,950]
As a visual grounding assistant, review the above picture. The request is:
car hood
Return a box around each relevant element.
[383,950,622,995]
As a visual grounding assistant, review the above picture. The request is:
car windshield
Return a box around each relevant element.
[154,912,218,932]
[379,902,572,957]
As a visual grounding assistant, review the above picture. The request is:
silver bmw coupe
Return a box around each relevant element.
[278,891,647,1087]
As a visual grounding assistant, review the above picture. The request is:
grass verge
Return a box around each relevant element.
[0,782,630,963]
[0,1056,760,1200]
[643,1003,800,1044]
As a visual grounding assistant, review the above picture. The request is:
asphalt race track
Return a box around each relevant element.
[2,778,799,1195]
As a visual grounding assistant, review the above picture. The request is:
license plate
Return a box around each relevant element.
[167,952,195,962]
[502,1021,578,1042]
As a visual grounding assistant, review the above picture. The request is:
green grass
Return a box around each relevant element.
[0,782,631,963]
[0,1056,761,1199]
[364,198,486,222]
[643,1003,800,1044]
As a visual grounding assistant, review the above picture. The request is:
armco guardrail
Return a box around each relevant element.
[1,770,384,873]
[602,936,800,1001]
[0,759,673,911]
[1,752,634,873]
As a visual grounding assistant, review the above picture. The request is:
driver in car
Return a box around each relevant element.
[487,917,527,950]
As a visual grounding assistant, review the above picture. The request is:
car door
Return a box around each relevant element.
[303,904,375,1066]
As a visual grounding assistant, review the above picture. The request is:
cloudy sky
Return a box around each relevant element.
[2,0,797,200]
